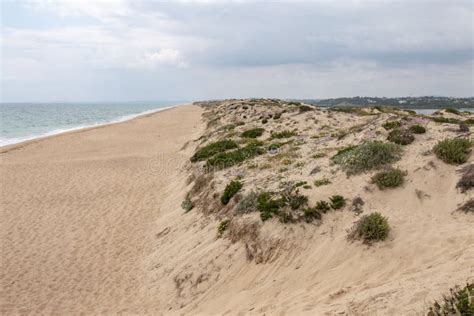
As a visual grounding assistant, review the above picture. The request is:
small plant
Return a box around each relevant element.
[349,212,390,242]
[262,119,268,124]
[382,121,401,130]
[329,195,345,209]
[235,191,258,213]
[464,118,474,125]
[314,178,331,187]
[217,219,230,237]
[241,128,265,138]
[303,207,322,222]
[371,168,406,189]
[387,129,415,145]
[409,124,426,134]
[444,107,461,115]
[181,198,193,212]
[427,283,473,315]
[299,105,314,112]
[271,130,298,139]
[433,138,472,164]
[312,152,326,159]
[257,192,282,221]
[221,180,243,205]
[315,200,331,212]
[191,139,238,162]
[273,112,282,120]
[331,141,402,175]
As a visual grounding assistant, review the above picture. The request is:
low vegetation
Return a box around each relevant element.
[181,198,193,212]
[348,212,390,242]
[315,200,331,212]
[191,139,238,162]
[329,195,345,209]
[432,116,460,124]
[387,129,415,145]
[235,191,258,213]
[217,219,230,237]
[409,124,426,134]
[371,168,406,190]
[241,128,265,138]
[433,138,472,164]
[427,283,473,315]
[221,180,243,205]
[382,121,401,130]
[444,108,461,115]
[332,141,402,175]
[206,142,265,169]
[271,130,298,139]
[314,178,331,187]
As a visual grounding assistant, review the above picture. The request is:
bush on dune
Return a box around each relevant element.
[409,124,426,134]
[221,180,243,205]
[271,130,298,139]
[427,283,473,316]
[371,168,406,189]
[387,129,415,145]
[433,138,472,165]
[331,141,402,175]
[382,121,402,130]
[191,139,238,162]
[348,212,390,242]
[206,142,265,169]
[241,128,265,138]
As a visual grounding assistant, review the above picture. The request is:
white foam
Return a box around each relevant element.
[0,104,183,148]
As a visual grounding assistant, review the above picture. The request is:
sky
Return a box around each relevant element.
[1,0,473,102]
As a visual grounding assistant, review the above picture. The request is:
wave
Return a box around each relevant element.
[0,104,182,147]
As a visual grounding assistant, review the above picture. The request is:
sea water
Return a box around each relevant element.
[0,101,186,147]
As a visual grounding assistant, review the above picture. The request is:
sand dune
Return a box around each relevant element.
[1,102,473,315]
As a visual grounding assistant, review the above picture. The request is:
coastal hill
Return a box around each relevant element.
[166,99,473,314]
[1,100,472,314]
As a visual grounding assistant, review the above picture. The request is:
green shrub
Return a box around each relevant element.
[329,195,346,209]
[314,178,331,187]
[271,130,297,139]
[409,124,426,134]
[463,118,474,125]
[221,180,243,205]
[382,121,402,130]
[387,129,414,145]
[428,283,473,315]
[312,152,326,159]
[235,191,258,213]
[444,108,461,115]
[217,219,230,237]
[433,138,472,164]
[287,192,308,210]
[371,168,406,189]
[181,198,193,212]
[299,105,314,112]
[262,119,268,124]
[315,200,331,212]
[349,212,390,242]
[241,128,265,138]
[331,141,402,175]
[303,207,322,222]
[273,112,282,120]
[257,192,282,221]
[206,142,265,169]
[191,139,238,162]
[432,116,460,124]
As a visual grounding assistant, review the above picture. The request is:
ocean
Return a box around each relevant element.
[0,101,186,147]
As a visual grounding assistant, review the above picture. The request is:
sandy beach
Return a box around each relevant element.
[1,104,204,314]
[1,101,473,315]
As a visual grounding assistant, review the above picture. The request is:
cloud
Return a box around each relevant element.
[1,0,473,101]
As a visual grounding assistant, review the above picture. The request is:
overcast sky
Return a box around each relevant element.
[1,0,473,102]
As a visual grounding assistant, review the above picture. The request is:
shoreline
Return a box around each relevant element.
[0,102,190,153]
